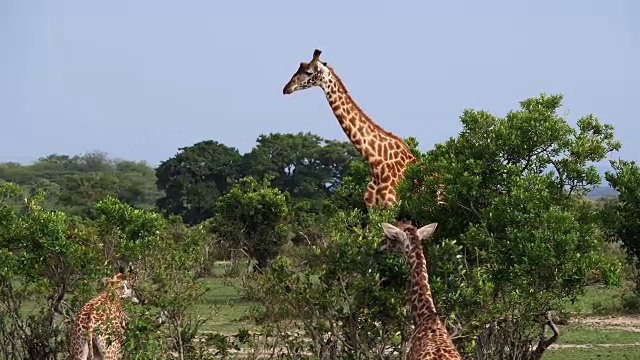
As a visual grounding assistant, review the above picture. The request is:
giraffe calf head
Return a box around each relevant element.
[283,49,330,95]
[104,264,141,303]
[378,222,438,257]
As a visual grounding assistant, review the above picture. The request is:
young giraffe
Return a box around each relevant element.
[379,221,462,360]
[69,264,139,360]
[283,49,444,208]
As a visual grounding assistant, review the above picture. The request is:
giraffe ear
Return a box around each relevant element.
[381,223,404,240]
[417,223,438,241]
[321,61,327,66]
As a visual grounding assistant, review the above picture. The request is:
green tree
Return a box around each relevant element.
[322,158,370,216]
[245,207,411,359]
[602,160,640,290]
[242,132,359,209]
[0,151,160,215]
[0,182,102,359]
[57,172,120,217]
[397,93,621,358]
[155,140,243,224]
[207,176,291,272]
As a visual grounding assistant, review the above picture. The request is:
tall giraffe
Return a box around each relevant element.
[379,221,462,360]
[69,264,140,360]
[283,49,444,208]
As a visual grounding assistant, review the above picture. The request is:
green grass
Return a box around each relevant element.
[564,282,639,316]
[556,325,640,345]
[194,276,256,333]
[543,346,640,359]
[542,283,640,360]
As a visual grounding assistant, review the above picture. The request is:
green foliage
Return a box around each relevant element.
[93,195,165,263]
[208,176,292,272]
[245,208,412,359]
[242,132,359,211]
[124,220,215,360]
[155,140,243,225]
[0,182,102,359]
[0,184,214,359]
[0,151,161,216]
[395,93,622,357]
[602,160,640,290]
[321,158,370,216]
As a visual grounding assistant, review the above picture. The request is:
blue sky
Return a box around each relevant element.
[1,0,638,168]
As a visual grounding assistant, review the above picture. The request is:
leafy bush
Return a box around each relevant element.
[397,93,622,357]
[602,160,640,293]
[244,207,412,359]
[0,187,215,359]
[207,176,292,273]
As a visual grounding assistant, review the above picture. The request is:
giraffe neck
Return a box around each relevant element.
[407,241,438,328]
[320,68,387,162]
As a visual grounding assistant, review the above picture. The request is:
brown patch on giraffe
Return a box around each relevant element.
[371,158,383,168]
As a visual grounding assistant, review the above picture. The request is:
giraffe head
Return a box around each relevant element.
[282,49,331,95]
[378,221,438,257]
[103,263,140,303]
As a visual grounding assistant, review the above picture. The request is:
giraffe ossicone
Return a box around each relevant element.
[69,263,140,360]
[379,221,462,360]
[283,49,445,208]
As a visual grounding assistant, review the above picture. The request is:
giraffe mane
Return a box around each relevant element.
[326,66,414,153]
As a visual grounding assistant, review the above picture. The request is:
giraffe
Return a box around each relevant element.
[379,221,462,360]
[283,49,444,209]
[69,264,140,360]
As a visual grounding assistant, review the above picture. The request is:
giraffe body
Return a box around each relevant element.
[379,222,462,360]
[283,49,444,208]
[69,268,139,360]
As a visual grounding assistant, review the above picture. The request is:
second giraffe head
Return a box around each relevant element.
[283,49,330,95]
[103,262,141,303]
[378,221,438,257]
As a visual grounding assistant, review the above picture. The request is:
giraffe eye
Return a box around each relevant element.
[304,71,313,76]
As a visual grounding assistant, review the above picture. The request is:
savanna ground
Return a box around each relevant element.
[153,262,640,359]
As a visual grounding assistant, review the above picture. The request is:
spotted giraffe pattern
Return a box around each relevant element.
[283,49,444,208]
[379,221,462,360]
[69,267,139,360]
